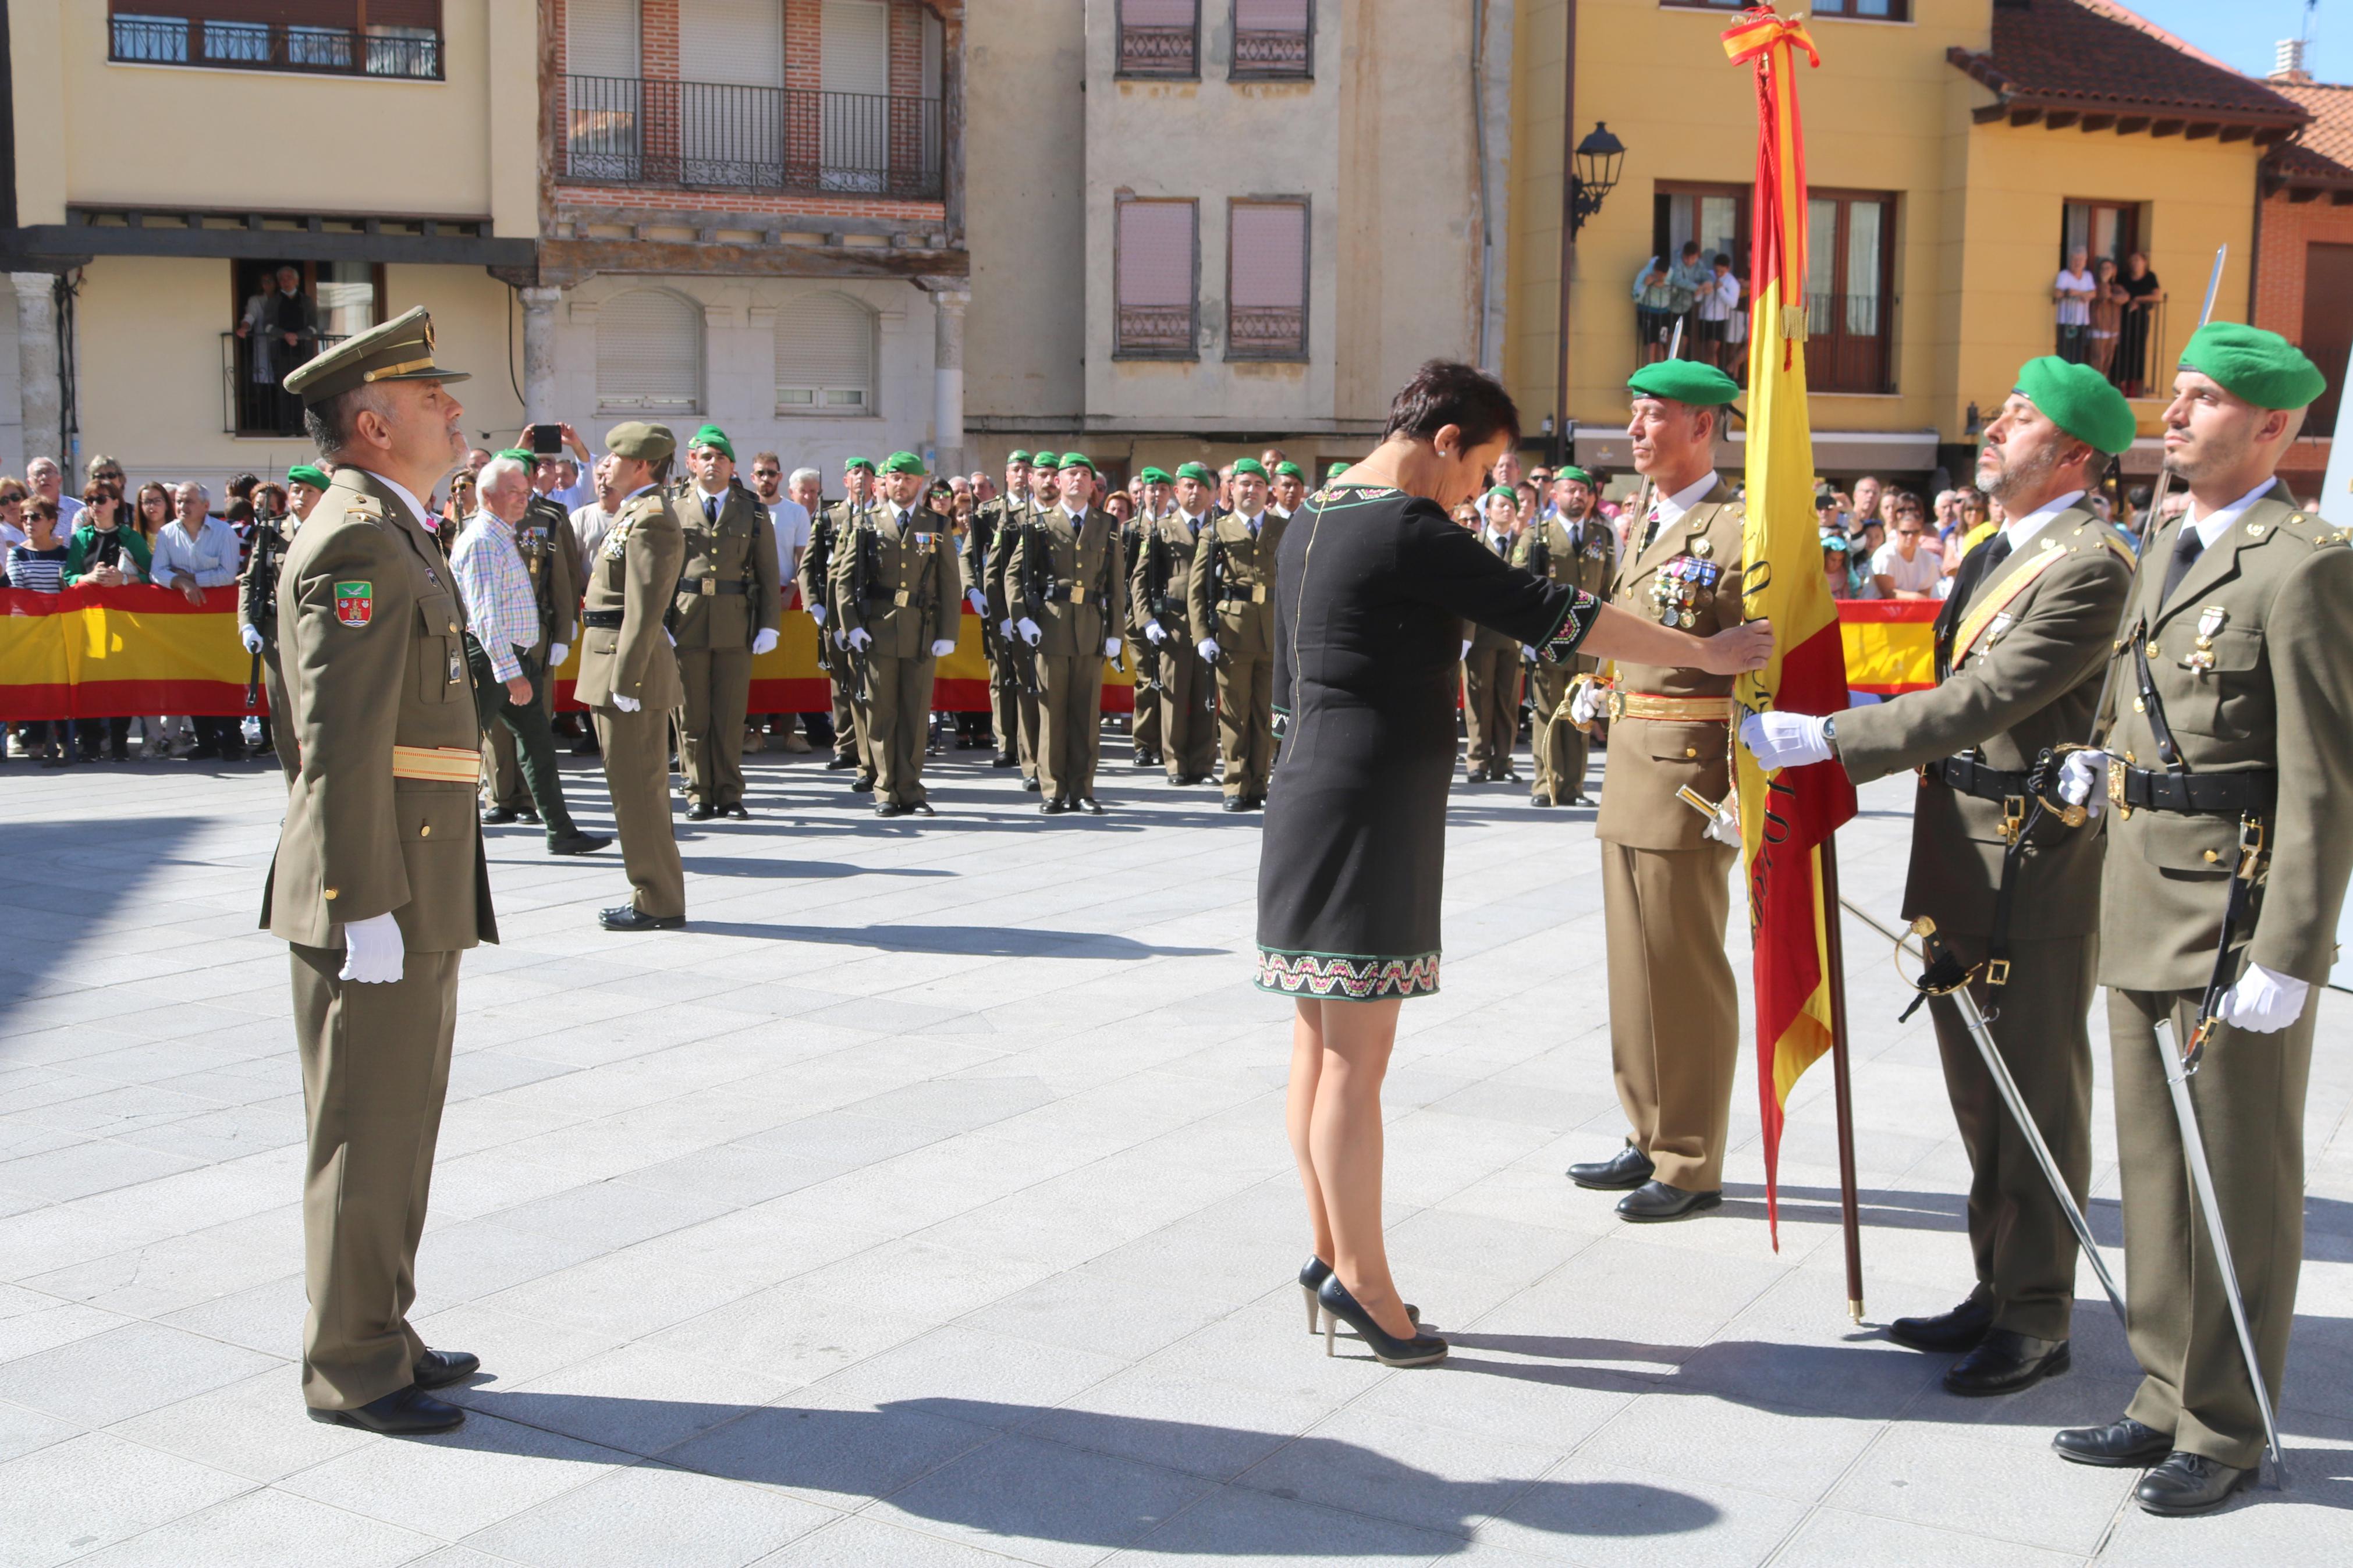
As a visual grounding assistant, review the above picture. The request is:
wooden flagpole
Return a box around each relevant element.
[1818,834,1865,1322]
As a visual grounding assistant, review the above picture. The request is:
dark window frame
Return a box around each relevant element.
[221,259,385,438]
[1228,0,1314,83]
[1225,195,1311,363]
[1658,0,1911,19]
[1652,180,1754,283]
[108,4,446,83]
[1805,186,1900,397]
[1115,0,1201,81]
[1113,195,1202,361]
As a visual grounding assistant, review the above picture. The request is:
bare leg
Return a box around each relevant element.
[1307,995,1412,1338]
[1287,1000,1335,1265]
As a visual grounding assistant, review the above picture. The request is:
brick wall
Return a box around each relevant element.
[553,184,947,225]
[643,0,681,80]
[786,0,824,92]
[2252,189,2353,343]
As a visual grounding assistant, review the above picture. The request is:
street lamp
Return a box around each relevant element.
[1568,122,1625,235]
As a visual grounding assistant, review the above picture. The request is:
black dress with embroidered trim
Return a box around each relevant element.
[1255,485,1600,1000]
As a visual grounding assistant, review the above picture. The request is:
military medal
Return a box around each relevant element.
[2185,606,2225,673]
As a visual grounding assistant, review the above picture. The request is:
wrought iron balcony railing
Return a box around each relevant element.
[1116,305,1197,357]
[1227,304,1305,360]
[1119,25,1199,78]
[1231,28,1311,79]
[563,76,943,200]
[223,332,350,438]
[112,13,442,81]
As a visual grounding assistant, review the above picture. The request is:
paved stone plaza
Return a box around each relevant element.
[1,738,2347,1567]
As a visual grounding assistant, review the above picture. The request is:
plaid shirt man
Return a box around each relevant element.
[450,509,541,682]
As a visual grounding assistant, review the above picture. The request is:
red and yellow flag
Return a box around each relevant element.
[1724,8,1857,1245]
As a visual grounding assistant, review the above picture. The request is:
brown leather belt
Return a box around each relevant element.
[1606,691,1732,723]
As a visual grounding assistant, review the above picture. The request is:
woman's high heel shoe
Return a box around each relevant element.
[1297,1257,1419,1334]
[1316,1274,1447,1367]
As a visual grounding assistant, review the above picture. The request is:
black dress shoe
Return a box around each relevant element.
[546,832,612,856]
[1617,1181,1723,1222]
[1041,798,1067,815]
[876,801,904,817]
[308,1385,465,1435]
[992,752,1018,768]
[517,808,541,825]
[1889,1295,1993,1353]
[723,803,748,819]
[1222,797,1247,813]
[686,802,716,821]
[572,735,602,756]
[1133,753,1157,769]
[1021,776,1042,792]
[2136,1452,2254,1516]
[481,806,520,825]
[850,774,876,794]
[1943,1330,2069,1396]
[1244,796,1266,810]
[826,754,858,770]
[908,802,936,817]
[1077,797,1106,815]
[1531,794,1553,808]
[1465,767,1489,784]
[599,905,685,931]
[1567,1143,1655,1190]
[2053,1416,2174,1469]
[412,1348,481,1391]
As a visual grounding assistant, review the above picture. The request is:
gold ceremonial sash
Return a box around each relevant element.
[1607,691,1733,723]
[392,745,483,784]
[1950,546,2070,664]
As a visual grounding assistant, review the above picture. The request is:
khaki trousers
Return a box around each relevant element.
[826,667,858,762]
[1602,839,1739,1190]
[1037,652,1105,801]
[593,705,685,918]
[262,647,297,788]
[291,941,459,1410]
[989,649,1021,756]
[1528,663,1588,802]
[1014,682,1042,781]
[1926,933,2096,1341]
[863,652,936,806]
[676,646,751,808]
[1132,652,1163,757]
[1158,637,1216,781]
[1215,652,1274,799]
[2110,986,2313,1468]
[1462,648,1522,774]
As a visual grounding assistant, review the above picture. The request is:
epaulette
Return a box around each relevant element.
[2277,510,2351,547]
[343,492,383,520]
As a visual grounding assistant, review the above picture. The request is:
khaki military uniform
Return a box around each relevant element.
[1463,528,1524,778]
[487,492,584,813]
[833,503,959,808]
[577,486,687,919]
[1595,478,1747,1192]
[671,481,783,810]
[2099,486,2353,1469]
[1133,509,1216,783]
[1516,514,1616,803]
[1120,514,1161,764]
[1189,509,1286,802]
[964,495,1024,756]
[1009,504,1126,803]
[988,501,1047,783]
[801,501,862,766]
[1833,507,2133,1342]
[258,468,496,1412]
[237,514,298,786]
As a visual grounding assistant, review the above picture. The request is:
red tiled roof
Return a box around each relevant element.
[1949,0,2309,133]
[2267,81,2353,184]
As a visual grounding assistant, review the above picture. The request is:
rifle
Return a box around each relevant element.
[1135,524,1173,696]
[843,507,876,705]
[1201,526,1226,711]
[1096,514,1127,674]
[244,522,282,710]
[1009,503,1048,696]
[808,505,838,676]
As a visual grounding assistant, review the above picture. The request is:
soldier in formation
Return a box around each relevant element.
[1515,465,1614,807]
[1461,485,1524,783]
[673,425,783,820]
[834,451,960,817]
[994,456,1060,794]
[1008,454,1126,815]
[1134,461,1218,786]
[1191,456,1284,811]
[801,457,875,775]
[1124,466,1172,770]
[965,450,1032,769]
[239,461,329,787]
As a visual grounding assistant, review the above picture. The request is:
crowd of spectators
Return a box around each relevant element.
[2052,248,2166,396]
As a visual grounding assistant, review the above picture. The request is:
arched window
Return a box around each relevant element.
[774,293,876,414]
[597,289,702,414]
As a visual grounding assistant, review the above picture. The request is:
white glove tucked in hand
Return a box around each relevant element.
[548,643,568,667]
[239,624,265,654]
[1568,681,1605,727]
[612,693,642,713]
[1103,637,1123,659]
[2219,961,2309,1034]
[338,912,403,985]
[998,618,1016,643]
[1460,638,1474,660]
[810,603,828,628]
[750,628,779,657]
[966,588,988,616]
[929,638,956,657]
[1740,712,1834,771]
[1017,617,1043,646]
[1143,620,1167,645]
[1197,638,1220,662]
[2057,748,2107,819]
[846,627,873,652]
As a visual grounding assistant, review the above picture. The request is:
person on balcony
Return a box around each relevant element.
[236,266,320,436]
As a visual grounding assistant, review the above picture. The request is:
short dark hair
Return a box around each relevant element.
[1383,360,1521,451]
[1714,253,1732,267]
[227,472,260,500]
[1681,241,1701,256]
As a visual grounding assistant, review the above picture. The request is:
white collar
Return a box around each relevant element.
[1653,471,1718,527]
[1236,509,1266,529]
[2001,490,2085,554]
[1061,501,1087,523]
[695,482,726,502]
[355,471,429,528]
[2185,479,2279,551]
[1177,509,1204,528]
[623,481,655,503]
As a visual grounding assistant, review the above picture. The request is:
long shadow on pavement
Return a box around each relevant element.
[686,922,1226,959]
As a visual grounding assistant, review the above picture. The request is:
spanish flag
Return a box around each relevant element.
[1724,8,1857,1244]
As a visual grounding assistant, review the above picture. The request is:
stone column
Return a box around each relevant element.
[519,285,562,424]
[13,273,61,470]
[931,285,970,479]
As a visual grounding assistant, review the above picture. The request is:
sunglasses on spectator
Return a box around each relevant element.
[752,467,780,478]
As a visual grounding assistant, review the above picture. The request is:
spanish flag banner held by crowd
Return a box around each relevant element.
[1724,8,1859,1246]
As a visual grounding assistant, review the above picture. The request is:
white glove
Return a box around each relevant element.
[847,627,873,652]
[1197,638,1220,662]
[1701,794,1742,847]
[2218,961,2309,1034]
[239,623,265,654]
[929,638,956,657]
[338,912,403,985]
[1103,637,1123,659]
[2058,749,2107,819]
[1740,711,1834,770]
[548,643,568,667]
[1568,681,1605,727]
[998,618,1016,642]
[1017,617,1042,646]
[612,692,641,713]
[751,628,780,657]
[810,603,828,627]
[966,588,987,616]
[1460,638,1473,660]
[1143,620,1167,645]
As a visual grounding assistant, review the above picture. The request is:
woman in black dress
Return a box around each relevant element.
[1262,362,1771,1364]
[2111,251,2164,397]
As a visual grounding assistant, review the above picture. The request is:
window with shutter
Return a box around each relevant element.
[1229,200,1307,360]
[566,0,642,180]
[775,294,878,415]
[1118,0,1197,79]
[1231,0,1311,79]
[679,0,785,185]
[1116,200,1198,359]
[819,0,891,191]
[597,290,704,415]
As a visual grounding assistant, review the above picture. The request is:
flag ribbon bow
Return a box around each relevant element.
[1721,8,1819,68]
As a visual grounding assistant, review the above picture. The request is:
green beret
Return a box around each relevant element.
[1485,486,1518,504]
[1174,461,1215,485]
[1627,358,1741,407]
[687,424,734,461]
[1326,462,1350,479]
[2179,322,2327,411]
[1555,465,1593,488]
[1057,453,1096,474]
[495,448,537,467]
[1006,450,1033,465]
[604,421,676,463]
[2013,356,2136,456]
[1231,457,1269,479]
[1273,461,1304,478]
[282,305,468,404]
[286,464,331,490]
[881,451,925,475]
[1138,466,1174,485]
[842,456,876,474]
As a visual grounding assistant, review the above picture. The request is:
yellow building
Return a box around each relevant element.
[1505,0,2308,488]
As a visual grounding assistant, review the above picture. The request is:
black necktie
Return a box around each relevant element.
[1932,531,2011,677]
[2161,524,2205,608]
[703,496,718,525]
